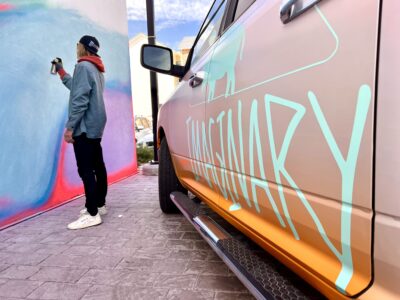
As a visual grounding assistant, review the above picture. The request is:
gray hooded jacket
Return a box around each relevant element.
[62,56,106,138]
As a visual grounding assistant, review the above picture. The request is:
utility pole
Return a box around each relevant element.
[146,0,159,163]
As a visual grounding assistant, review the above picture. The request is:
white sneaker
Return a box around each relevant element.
[67,213,102,230]
[79,205,107,216]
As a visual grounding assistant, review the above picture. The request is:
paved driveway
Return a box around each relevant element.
[0,173,253,300]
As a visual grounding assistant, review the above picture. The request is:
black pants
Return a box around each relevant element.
[73,133,107,216]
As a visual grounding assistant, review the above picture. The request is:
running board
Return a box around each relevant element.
[170,192,323,300]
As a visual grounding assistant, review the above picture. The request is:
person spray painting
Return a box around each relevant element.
[52,35,108,230]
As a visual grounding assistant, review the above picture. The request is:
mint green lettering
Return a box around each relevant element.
[309,84,371,291]
[186,117,200,181]
[216,111,235,201]
[264,95,306,240]
[227,100,251,208]
[249,99,285,226]
[201,121,214,188]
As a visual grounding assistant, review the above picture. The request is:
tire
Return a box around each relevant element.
[159,137,188,213]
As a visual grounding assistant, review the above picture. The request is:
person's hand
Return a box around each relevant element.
[52,58,63,72]
[64,129,74,143]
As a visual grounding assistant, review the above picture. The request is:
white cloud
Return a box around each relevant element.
[126,0,212,24]
[156,19,183,31]
[51,0,129,34]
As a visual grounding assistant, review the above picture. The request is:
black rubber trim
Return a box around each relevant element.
[351,0,382,298]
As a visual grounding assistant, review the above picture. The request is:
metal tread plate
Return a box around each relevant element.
[218,239,324,300]
[171,192,202,218]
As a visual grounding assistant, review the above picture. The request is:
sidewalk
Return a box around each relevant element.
[0,173,254,300]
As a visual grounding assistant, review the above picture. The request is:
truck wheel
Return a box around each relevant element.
[159,137,187,213]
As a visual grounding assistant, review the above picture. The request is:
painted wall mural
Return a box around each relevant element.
[0,0,137,229]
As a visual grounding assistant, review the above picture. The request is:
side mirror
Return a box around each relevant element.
[141,44,185,77]
[141,44,173,73]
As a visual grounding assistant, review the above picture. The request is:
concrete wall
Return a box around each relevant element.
[0,0,137,228]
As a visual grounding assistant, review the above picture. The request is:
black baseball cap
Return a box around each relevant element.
[79,35,100,57]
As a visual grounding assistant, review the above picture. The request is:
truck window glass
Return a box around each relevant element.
[191,0,227,65]
[234,0,256,21]
[199,0,224,38]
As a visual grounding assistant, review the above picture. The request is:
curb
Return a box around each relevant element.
[142,163,159,176]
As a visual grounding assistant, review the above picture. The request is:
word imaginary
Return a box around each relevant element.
[185,85,371,290]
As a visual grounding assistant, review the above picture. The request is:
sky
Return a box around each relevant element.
[126,0,213,50]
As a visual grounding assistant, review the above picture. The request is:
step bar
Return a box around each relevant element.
[170,191,271,300]
[171,192,323,300]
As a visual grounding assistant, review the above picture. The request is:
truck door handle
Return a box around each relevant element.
[189,71,205,88]
[280,0,322,24]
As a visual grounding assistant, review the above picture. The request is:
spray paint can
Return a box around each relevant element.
[50,57,62,75]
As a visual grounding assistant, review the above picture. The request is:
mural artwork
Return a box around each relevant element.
[0,0,137,229]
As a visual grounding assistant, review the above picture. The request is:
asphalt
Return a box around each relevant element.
[0,172,254,300]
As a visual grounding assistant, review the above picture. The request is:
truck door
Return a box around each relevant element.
[204,0,379,296]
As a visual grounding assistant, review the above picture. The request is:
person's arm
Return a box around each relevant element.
[65,64,92,133]
[61,72,72,90]
[54,60,73,90]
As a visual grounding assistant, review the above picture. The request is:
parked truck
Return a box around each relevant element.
[141,0,400,299]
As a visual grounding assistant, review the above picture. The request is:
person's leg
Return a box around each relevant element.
[73,134,98,216]
[93,139,108,208]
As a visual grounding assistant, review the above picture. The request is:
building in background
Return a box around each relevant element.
[129,33,177,118]
[129,33,195,147]
[129,34,195,116]
[177,36,195,65]
[173,36,195,86]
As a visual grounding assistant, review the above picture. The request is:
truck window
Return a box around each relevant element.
[233,0,256,21]
[191,0,227,65]
[199,0,224,35]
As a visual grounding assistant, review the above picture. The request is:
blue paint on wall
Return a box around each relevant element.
[0,3,133,218]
